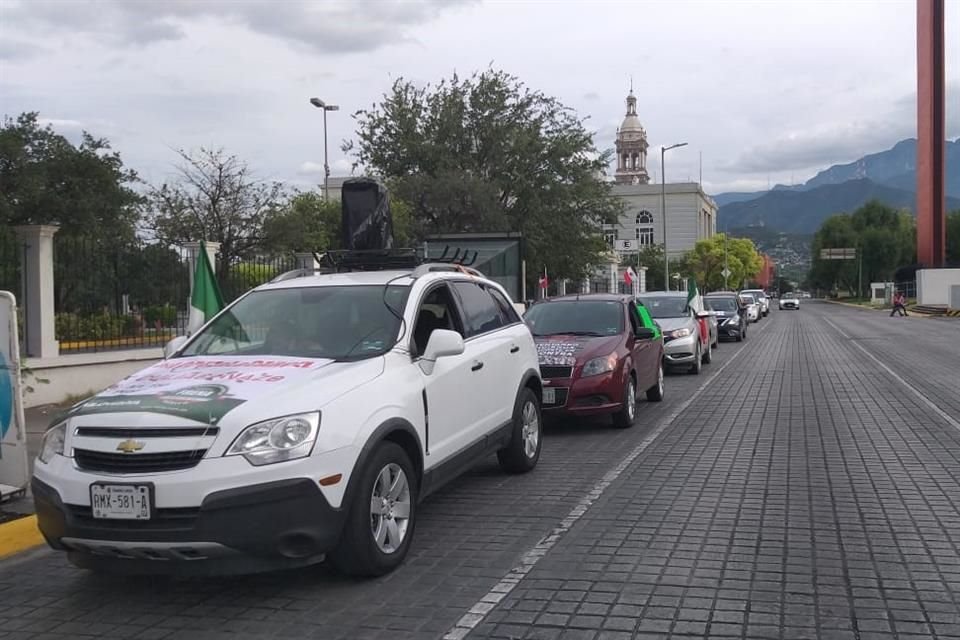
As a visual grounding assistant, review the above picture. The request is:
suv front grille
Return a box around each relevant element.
[74,449,206,473]
[540,365,573,379]
[66,504,200,530]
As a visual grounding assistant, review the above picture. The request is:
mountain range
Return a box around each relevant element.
[715,138,960,233]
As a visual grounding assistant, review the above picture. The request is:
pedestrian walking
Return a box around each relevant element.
[890,291,908,317]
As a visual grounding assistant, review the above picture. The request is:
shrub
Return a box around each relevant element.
[143,304,177,327]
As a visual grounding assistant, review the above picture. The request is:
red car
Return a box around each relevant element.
[523,294,665,428]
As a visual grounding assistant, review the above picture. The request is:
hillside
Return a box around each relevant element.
[717,178,960,234]
[711,138,960,218]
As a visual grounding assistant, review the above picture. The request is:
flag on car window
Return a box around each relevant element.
[188,241,224,335]
[686,277,702,312]
[624,266,638,285]
[538,267,549,290]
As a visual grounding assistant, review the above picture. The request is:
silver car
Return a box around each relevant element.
[636,292,712,375]
[741,289,769,317]
[739,293,761,323]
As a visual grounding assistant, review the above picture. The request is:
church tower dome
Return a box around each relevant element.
[614,87,650,184]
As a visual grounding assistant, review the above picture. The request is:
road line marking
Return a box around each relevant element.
[0,515,43,559]
[443,319,765,640]
[823,317,960,433]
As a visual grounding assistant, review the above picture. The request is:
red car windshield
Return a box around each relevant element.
[525,300,623,337]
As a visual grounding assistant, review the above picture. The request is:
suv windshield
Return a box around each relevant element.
[705,297,738,313]
[181,285,411,361]
[638,297,689,319]
[524,300,623,337]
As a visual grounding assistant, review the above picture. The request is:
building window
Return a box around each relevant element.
[635,210,653,225]
[636,227,654,246]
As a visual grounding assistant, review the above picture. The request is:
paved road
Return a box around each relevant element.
[1,303,958,640]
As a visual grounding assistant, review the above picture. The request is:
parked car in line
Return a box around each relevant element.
[636,292,712,374]
[704,293,748,342]
[739,292,761,323]
[523,294,664,428]
[779,292,800,310]
[33,257,543,577]
[741,289,770,317]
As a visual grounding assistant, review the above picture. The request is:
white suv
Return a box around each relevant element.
[32,262,543,576]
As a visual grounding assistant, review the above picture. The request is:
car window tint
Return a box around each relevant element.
[488,287,521,325]
[452,282,505,337]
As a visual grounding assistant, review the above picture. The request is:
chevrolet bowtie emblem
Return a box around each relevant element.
[116,439,146,454]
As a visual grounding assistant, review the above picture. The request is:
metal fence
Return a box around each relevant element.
[50,237,298,353]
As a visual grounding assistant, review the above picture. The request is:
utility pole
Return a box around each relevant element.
[661,142,687,290]
[309,97,340,200]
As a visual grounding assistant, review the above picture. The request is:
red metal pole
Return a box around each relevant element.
[916,0,946,268]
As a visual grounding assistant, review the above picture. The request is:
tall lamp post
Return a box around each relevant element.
[661,142,688,290]
[309,97,340,200]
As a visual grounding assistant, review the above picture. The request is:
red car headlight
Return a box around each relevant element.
[581,353,618,377]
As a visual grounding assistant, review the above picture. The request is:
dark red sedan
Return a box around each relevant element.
[523,294,664,428]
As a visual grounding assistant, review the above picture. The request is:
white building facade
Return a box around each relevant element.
[605,182,717,257]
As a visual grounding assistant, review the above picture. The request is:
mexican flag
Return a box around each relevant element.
[686,277,702,312]
[187,241,224,335]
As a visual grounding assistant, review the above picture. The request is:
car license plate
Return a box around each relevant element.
[542,388,556,405]
[90,484,151,520]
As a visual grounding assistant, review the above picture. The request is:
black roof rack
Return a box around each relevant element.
[269,245,481,284]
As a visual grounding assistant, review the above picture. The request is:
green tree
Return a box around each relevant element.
[145,147,286,275]
[947,210,960,265]
[678,234,763,292]
[0,112,141,237]
[346,69,620,285]
[808,200,914,297]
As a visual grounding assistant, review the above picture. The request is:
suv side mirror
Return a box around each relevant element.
[419,329,465,375]
[163,335,188,359]
[635,327,655,340]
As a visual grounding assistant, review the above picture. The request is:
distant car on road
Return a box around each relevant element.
[739,292,761,323]
[704,293,748,342]
[779,292,800,310]
[741,289,770,317]
[636,292,712,375]
[524,294,664,428]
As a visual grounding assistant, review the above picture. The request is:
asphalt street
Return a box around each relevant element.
[1,302,958,640]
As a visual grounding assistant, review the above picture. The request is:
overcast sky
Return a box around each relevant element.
[1,0,957,195]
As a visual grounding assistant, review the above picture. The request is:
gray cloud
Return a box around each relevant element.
[0,37,45,60]
[2,0,476,53]
[722,81,960,175]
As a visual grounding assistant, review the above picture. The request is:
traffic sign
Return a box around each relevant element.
[819,248,857,260]
[614,239,637,252]
[721,268,732,279]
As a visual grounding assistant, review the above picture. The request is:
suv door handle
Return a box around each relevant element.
[509,345,520,354]
[471,361,484,372]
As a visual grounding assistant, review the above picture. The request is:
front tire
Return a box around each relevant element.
[612,375,637,428]
[329,442,417,577]
[702,339,713,364]
[689,344,702,375]
[646,364,664,402]
[497,387,542,473]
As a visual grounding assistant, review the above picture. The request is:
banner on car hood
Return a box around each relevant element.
[68,356,333,424]
[536,340,584,366]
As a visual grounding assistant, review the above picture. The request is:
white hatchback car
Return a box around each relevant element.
[33,261,543,576]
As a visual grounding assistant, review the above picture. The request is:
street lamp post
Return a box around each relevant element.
[661,142,688,290]
[309,97,340,200]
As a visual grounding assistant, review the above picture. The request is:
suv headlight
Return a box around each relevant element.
[667,328,692,339]
[581,353,618,377]
[725,316,740,325]
[38,422,67,464]
[225,412,320,466]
